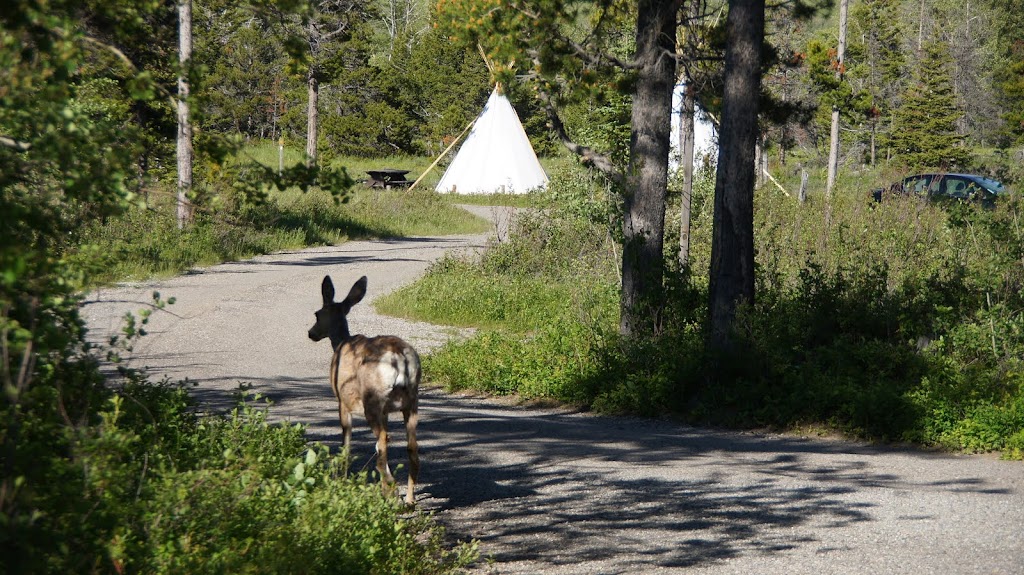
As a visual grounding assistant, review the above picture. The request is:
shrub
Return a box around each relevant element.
[4,378,478,574]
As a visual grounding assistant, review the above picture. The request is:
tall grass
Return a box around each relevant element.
[382,158,1024,457]
[73,146,492,285]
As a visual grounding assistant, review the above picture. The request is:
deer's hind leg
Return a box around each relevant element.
[337,401,354,455]
[369,411,395,494]
[403,405,419,506]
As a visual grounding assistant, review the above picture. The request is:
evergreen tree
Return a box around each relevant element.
[194,4,291,139]
[992,0,1024,146]
[889,40,969,170]
[849,0,905,163]
[804,36,872,149]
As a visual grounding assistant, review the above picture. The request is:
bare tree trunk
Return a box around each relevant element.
[799,167,808,203]
[306,71,318,165]
[759,134,768,182]
[679,82,696,268]
[708,0,764,353]
[176,0,193,230]
[825,0,848,196]
[677,0,700,270]
[779,127,787,166]
[619,0,676,337]
[754,137,763,189]
[870,120,877,165]
[918,0,925,52]
[826,107,840,193]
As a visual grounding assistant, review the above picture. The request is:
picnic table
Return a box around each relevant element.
[365,168,413,189]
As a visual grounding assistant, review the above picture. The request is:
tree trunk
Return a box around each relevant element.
[678,82,695,268]
[918,0,925,52]
[826,0,849,195]
[826,107,839,193]
[708,0,764,353]
[619,0,677,336]
[870,120,877,166]
[754,137,763,188]
[306,70,319,165]
[176,0,193,230]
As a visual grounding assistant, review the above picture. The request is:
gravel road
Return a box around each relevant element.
[81,205,1023,575]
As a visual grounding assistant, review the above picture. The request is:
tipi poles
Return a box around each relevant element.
[408,118,475,191]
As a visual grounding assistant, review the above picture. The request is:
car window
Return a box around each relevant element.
[904,176,931,194]
[974,177,1004,195]
[943,177,970,199]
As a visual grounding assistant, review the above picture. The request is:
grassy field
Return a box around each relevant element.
[243,140,571,207]
[72,145,506,286]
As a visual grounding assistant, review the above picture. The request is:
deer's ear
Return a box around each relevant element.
[321,276,335,304]
[343,276,368,307]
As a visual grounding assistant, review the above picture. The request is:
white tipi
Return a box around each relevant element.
[436,87,548,194]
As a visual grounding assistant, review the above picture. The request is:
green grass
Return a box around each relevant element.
[242,140,572,207]
[376,256,617,333]
[440,191,539,207]
[74,149,492,284]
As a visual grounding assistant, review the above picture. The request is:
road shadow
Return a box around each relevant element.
[91,343,1017,573]
[408,388,1011,573]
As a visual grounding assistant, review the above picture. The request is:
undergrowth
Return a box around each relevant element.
[383,160,1024,458]
[4,370,478,574]
[73,185,489,285]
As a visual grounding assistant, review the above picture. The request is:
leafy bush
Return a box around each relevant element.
[426,319,612,401]
[4,376,478,574]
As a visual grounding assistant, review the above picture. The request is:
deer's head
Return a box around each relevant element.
[308,275,367,349]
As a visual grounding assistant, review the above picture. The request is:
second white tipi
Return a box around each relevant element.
[436,87,548,195]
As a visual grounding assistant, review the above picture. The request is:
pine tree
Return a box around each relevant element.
[993,0,1024,146]
[890,40,970,170]
[850,0,905,164]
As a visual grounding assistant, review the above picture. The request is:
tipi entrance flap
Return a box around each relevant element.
[436,87,548,194]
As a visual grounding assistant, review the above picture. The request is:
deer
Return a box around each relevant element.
[307,275,420,506]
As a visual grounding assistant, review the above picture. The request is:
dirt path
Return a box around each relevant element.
[81,205,1023,574]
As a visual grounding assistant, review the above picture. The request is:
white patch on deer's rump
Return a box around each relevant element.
[377,351,406,388]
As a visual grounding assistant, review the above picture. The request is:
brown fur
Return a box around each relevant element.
[310,276,421,506]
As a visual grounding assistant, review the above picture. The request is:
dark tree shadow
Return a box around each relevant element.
[397,388,1012,573]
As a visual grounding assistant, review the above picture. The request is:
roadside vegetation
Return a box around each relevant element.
[74,148,490,284]
[5,0,1024,573]
[4,137,486,571]
[2,4,490,570]
[380,159,1024,459]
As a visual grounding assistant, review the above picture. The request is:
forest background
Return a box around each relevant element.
[3,0,1024,572]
